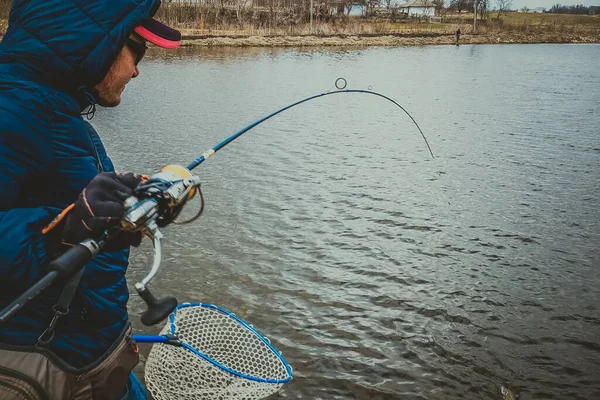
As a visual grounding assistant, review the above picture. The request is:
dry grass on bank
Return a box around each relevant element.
[440,11,600,35]
[502,12,600,27]
[173,11,600,39]
[1,12,599,45]
[178,22,461,37]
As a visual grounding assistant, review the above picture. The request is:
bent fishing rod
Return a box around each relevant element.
[187,78,433,169]
[0,80,433,326]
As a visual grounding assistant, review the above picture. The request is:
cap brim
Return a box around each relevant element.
[134,18,181,49]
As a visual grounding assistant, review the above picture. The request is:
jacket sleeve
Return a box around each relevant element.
[0,207,60,284]
[0,108,61,288]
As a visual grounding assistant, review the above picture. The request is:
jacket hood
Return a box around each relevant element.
[0,0,160,95]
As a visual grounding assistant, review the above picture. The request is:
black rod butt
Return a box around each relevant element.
[137,286,177,326]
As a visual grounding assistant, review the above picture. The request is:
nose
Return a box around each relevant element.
[132,66,139,78]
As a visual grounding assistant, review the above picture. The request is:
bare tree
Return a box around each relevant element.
[476,0,489,19]
[344,2,354,15]
[495,0,513,18]
[365,0,381,15]
[432,0,445,9]
[450,0,471,13]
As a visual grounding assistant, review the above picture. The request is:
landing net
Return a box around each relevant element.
[145,303,292,400]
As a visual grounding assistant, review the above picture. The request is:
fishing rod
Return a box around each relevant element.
[187,77,433,171]
[0,80,433,327]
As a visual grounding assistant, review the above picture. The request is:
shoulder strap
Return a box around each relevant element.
[36,267,85,348]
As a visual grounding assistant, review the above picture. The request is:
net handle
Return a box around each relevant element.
[132,334,180,345]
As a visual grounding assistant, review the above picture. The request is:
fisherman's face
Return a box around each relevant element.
[94,34,144,107]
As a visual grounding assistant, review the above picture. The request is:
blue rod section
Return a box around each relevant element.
[186,89,433,171]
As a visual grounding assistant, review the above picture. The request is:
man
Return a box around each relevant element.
[0,0,181,398]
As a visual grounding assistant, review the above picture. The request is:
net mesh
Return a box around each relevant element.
[145,304,291,400]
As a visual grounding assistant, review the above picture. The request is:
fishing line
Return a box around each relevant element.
[187,79,434,171]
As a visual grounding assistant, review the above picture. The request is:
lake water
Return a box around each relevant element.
[92,44,600,399]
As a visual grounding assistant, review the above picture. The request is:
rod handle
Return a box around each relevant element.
[1,240,100,324]
[48,239,99,278]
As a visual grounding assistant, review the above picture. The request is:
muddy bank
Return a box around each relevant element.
[0,30,597,47]
[181,32,600,47]
[1,31,597,48]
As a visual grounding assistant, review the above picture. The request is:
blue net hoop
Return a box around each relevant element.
[144,302,292,400]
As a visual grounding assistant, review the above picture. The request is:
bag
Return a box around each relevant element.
[0,367,47,400]
[0,325,139,400]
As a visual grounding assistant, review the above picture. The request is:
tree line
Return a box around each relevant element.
[548,4,599,14]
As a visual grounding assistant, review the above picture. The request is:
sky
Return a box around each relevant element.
[511,0,599,9]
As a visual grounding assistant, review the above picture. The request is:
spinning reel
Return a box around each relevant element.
[120,165,204,326]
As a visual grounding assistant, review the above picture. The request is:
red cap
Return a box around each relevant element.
[134,18,181,49]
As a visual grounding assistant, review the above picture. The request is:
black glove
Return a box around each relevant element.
[62,172,143,252]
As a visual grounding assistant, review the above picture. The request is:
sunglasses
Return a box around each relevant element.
[126,38,147,65]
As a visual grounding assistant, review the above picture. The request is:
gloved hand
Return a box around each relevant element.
[62,172,143,252]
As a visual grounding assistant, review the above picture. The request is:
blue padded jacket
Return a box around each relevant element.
[0,0,159,369]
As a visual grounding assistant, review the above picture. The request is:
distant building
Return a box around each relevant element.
[397,0,436,18]
[518,7,546,13]
[330,3,366,16]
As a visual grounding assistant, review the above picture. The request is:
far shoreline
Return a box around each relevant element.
[0,32,598,48]
[179,32,600,47]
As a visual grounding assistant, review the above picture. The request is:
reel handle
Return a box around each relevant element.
[137,285,178,326]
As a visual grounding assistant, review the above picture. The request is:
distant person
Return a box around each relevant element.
[456,28,461,45]
[0,0,181,398]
